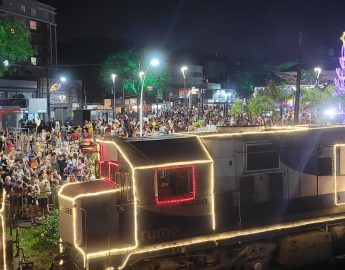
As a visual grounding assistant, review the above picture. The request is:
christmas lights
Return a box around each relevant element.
[333,144,345,205]
[334,32,345,96]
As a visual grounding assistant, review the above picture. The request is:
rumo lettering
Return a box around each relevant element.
[141,226,180,241]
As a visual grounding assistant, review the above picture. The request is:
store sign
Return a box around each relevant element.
[50,82,63,91]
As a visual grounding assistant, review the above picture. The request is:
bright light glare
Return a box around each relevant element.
[314,67,322,78]
[181,66,188,72]
[111,73,116,83]
[3,60,9,67]
[325,108,336,118]
[150,58,160,67]
[60,76,67,82]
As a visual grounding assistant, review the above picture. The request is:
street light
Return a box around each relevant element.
[2,60,9,67]
[139,71,144,80]
[60,76,67,82]
[111,73,116,120]
[139,58,160,137]
[181,66,188,108]
[314,67,322,87]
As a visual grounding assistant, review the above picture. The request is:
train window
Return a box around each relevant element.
[120,169,132,201]
[99,161,109,178]
[108,161,120,184]
[318,157,333,176]
[246,143,279,172]
[154,165,196,205]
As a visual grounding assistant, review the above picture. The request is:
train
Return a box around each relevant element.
[58,125,345,270]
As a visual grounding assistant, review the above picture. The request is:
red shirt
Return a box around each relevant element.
[71,132,79,141]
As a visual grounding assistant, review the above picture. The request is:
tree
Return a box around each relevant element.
[234,72,255,98]
[100,50,169,98]
[231,99,245,115]
[247,93,275,117]
[301,84,335,118]
[0,16,33,76]
[264,80,293,118]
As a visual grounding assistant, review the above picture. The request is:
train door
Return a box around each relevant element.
[118,167,135,245]
[334,145,345,205]
[107,163,135,246]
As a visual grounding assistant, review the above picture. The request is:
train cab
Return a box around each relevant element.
[58,134,214,267]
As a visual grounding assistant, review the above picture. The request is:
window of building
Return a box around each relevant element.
[30,57,37,66]
[29,20,37,30]
[20,4,26,13]
[31,8,36,16]
[245,142,280,172]
[154,165,196,205]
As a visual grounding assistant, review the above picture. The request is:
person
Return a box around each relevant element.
[37,173,50,219]
[10,180,24,220]
[26,178,39,226]
[6,139,14,154]
[50,169,61,209]
[76,158,86,182]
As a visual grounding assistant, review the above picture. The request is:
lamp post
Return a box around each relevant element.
[111,73,116,120]
[181,66,188,108]
[139,58,160,137]
[314,67,321,87]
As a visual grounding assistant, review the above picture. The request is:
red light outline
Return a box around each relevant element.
[154,164,196,205]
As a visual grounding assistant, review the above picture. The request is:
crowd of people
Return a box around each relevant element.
[0,124,97,226]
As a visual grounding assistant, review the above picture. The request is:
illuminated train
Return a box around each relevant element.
[59,125,345,270]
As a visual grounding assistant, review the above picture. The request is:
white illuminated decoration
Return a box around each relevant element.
[57,126,345,269]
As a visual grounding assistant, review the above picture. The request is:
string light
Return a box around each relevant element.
[60,127,345,269]
[1,214,7,270]
[0,191,7,270]
[333,144,345,205]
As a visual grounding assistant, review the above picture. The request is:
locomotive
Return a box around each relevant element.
[59,125,345,270]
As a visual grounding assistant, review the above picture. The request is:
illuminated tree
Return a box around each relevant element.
[0,17,33,76]
[100,50,169,97]
[334,32,345,96]
[247,93,275,117]
[231,99,245,115]
[264,80,293,118]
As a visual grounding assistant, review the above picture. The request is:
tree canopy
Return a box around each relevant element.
[247,92,275,117]
[100,50,169,98]
[0,16,33,76]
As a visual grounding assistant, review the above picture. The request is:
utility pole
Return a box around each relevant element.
[294,31,303,125]
[46,66,50,119]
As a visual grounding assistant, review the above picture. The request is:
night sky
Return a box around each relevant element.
[41,0,345,64]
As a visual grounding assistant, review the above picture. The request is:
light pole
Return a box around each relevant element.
[111,73,116,120]
[314,67,321,87]
[181,66,188,108]
[139,58,160,137]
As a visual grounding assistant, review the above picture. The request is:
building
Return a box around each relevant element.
[0,0,57,71]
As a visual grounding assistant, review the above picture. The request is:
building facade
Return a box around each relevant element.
[0,0,57,70]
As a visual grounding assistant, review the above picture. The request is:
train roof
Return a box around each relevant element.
[105,135,211,168]
[194,124,345,138]
[59,180,117,200]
